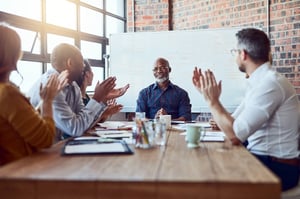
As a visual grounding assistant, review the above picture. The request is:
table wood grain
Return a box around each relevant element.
[0,127,280,199]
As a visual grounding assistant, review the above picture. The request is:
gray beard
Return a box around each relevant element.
[156,77,168,83]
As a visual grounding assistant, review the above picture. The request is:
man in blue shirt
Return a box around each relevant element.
[136,58,191,121]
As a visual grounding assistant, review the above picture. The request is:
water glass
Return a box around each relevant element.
[154,120,167,146]
[135,119,155,149]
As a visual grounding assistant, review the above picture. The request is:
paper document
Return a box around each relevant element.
[172,122,211,132]
[96,121,134,130]
[95,130,132,138]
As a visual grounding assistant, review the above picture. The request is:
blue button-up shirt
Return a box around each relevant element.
[136,81,191,120]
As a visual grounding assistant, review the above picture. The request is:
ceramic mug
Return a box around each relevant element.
[186,124,205,148]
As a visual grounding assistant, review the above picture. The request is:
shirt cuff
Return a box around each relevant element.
[86,98,107,112]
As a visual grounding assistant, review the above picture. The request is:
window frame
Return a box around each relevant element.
[0,0,127,92]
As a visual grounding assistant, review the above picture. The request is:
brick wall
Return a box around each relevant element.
[127,0,170,32]
[127,0,300,119]
[269,0,300,95]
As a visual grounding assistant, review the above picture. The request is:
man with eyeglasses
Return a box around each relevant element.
[192,28,299,191]
[136,57,191,121]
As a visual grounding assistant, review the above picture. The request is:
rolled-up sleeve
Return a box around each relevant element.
[53,89,106,137]
[233,82,282,142]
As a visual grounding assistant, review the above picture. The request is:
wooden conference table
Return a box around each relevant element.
[0,123,280,199]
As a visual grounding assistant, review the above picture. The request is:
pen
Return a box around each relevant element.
[141,121,149,144]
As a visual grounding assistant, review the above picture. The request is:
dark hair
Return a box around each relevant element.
[0,23,22,73]
[76,59,91,87]
[236,28,270,63]
[83,59,92,74]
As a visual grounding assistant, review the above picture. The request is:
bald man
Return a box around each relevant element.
[136,57,191,121]
[28,43,128,141]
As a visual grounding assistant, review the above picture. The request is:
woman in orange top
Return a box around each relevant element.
[0,23,65,166]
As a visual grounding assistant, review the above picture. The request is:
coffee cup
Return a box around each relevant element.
[185,124,205,148]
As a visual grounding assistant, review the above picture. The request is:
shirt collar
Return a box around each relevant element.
[47,68,73,87]
[153,80,174,90]
[247,62,271,87]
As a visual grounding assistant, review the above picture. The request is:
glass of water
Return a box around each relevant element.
[154,120,167,146]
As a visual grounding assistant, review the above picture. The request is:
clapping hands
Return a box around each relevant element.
[192,67,222,105]
[92,77,130,103]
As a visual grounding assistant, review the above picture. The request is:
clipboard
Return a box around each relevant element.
[62,138,134,155]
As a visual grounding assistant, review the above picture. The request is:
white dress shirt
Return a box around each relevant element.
[27,69,106,141]
[232,62,299,158]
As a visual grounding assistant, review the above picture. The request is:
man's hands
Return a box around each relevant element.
[155,108,167,119]
[192,67,222,106]
[209,118,220,130]
[105,99,123,116]
[92,77,116,103]
[92,77,130,103]
[57,70,69,90]
[40,74,65,103]
[98,99,123,123]
[38,74,67,116]
[105,84,130,101]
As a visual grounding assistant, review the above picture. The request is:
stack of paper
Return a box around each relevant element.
[200,131,225,142]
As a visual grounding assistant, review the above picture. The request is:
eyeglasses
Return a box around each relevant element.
[152,66,169,72]
[230,49,241,56]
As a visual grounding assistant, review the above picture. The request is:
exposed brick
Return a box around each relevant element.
[277,67,293,73]
[294,23,300,29]
[128,0,300,95]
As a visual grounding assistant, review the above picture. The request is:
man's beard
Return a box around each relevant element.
[239,64,246,73]
[73,73,83,86]
[156,77,168,83]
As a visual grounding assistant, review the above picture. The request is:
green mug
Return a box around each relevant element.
[186,124,205,148]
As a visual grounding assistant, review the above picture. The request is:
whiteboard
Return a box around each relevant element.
[109,28,247,112]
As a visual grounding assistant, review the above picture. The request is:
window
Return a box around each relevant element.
[81,40,102,60]
[13,27,41,54]
[10,61,43,94]
[1,0,41,21]
[47,34,75,54]
[46,0,77,30]
[0,0,126,94]
[80,6,104,36]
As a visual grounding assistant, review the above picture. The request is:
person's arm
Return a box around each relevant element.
[208,100,240,144]
[40,74,64,118]
[176,90,192,121]
[52,86,106,137]
[192,67,241,145]
[27,70,104,138]
[1,85,56,148]
[98,99,123,123]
